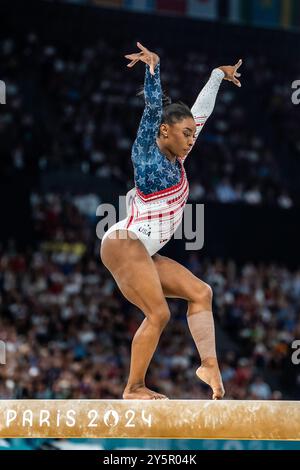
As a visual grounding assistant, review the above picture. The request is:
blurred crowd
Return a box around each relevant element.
[0,31,299,207]
[0,193,299,400]
[1,6,299,402]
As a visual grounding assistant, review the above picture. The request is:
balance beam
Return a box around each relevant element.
[0,400,299,440]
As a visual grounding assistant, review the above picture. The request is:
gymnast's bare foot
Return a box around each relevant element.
[123,385,168,400]
[196,358,225,400]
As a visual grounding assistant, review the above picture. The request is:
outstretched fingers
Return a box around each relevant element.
[233,77,241,87]
[125,43,159,74]
[136,42,149,53]
[233,59,243,87]
[235,58,243,70]
[127,58,140,68]
[125,52,143,68]
[136,42,155,74]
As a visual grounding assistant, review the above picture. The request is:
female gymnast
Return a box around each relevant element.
[101,42,242,400]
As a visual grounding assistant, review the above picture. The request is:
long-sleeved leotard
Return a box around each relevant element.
[103,62,224,256]
[131,62,224,194]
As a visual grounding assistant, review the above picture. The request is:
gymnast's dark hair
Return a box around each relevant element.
[161,99,193,125]
[137,88,193,130]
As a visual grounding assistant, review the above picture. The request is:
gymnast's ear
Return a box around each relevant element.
[159,123,169,138]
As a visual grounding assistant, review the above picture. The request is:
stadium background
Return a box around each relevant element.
[0,0,300,450]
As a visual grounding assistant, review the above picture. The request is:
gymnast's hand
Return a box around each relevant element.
[125,42,160,76]
[218,59,243,87]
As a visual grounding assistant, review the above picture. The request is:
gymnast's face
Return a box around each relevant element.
[160,117,197,159]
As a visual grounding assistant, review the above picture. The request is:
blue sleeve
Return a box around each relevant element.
[132,62,162,162]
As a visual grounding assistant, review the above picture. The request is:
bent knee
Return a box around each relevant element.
[189,281,213,309]
[148,307,171,328]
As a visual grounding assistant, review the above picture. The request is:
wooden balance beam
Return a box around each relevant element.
[0,400,299,440]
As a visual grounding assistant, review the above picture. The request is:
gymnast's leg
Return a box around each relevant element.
[101,231,170,399]
[152,253,224,399]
